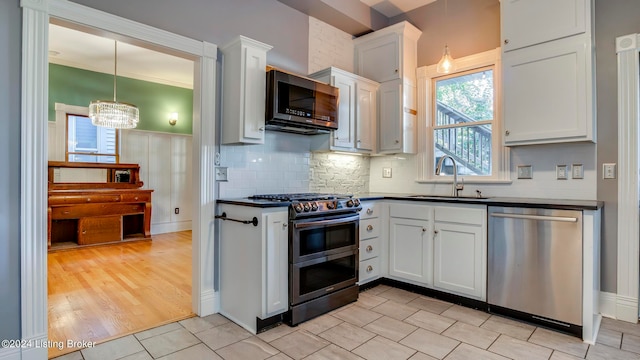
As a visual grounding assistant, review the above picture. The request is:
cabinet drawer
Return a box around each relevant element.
[435,205,486,226]
[390,203,431,220]
[121,193,151,203]
[48,194,121,205]
[51,203,145,219]
[360,218,380,240]
[359,257,380,284]
[78,215,122,245]
[360,202,379,219]
[360,237,380,261]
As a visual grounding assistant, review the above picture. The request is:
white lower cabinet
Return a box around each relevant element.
[388,203,432,286]
[433,205,487,300]
[218,204,288,334]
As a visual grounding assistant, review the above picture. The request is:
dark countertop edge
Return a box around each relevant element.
[217,195,603,211]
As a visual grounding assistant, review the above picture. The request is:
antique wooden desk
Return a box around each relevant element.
[47,161,153,249]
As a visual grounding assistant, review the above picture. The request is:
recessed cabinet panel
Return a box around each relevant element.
[388,217,430,284]
[263,212,288,317]
[333,74,356,148]
[379,80,402,153]
[503,35,591,145]
[243,46,268,140]
[355,33,400,82]
[356,81,377,151]
[502,0,586,51]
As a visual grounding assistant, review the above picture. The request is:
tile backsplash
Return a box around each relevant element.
[218,132,370,198]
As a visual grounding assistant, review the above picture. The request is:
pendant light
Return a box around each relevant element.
[89,41,139,129]
[436,0,456,74]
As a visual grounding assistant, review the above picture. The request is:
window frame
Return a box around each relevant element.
[416,48,510,183]
[65,113,120,163]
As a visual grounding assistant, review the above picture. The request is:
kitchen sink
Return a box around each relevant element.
[408,194,489,200]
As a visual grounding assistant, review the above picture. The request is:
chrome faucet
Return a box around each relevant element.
[435,155,464,197]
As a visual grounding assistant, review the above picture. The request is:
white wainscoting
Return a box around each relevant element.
[121,129,193,234]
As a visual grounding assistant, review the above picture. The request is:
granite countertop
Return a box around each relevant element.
[216,193,603,211]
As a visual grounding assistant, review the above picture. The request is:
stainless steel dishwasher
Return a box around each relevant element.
[488,206,582,334]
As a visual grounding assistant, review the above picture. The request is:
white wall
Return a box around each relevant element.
[370,142,597,200]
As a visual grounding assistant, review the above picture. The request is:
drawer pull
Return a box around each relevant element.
[367,225,373,231]
[366,208,373,215]
[366,245,373,252]
[134,196,138,201]
[366,265,373,272]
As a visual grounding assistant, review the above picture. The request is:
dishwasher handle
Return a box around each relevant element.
[490,212,578,223]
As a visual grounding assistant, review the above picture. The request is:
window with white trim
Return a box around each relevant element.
[66,114,119,163]
[417,48,508,182]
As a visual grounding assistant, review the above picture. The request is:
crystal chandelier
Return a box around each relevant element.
[89,41,139,129]
[436,0,456,74]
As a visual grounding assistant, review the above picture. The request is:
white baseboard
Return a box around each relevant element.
[199,289,217,316]
[599,291,617,318]
[151,221,192,235]
[599,291,638,323]
[0,347,20,360]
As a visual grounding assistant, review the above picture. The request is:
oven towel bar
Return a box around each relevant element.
[215,212,259,226]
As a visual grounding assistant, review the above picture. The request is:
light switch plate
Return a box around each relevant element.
[382,167,392,178]
[517,165,532,179]
[572,164,584,179]
[556,165,568,180]
[603,163,617,179]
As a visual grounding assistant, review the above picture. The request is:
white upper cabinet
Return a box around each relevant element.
[501,0,587,52]
[354,21,421,154]
[310,67,379,154]
[221,36,272,145]
[501,0,595,145]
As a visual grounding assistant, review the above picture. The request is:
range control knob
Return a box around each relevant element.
[311,202,319,211]
[293,203,303,213]
[303,202,311,212]
[353,198,360,207]
[346,199,354,207]
[326,201,336,210]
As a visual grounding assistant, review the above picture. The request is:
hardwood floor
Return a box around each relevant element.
[47,231,193,358]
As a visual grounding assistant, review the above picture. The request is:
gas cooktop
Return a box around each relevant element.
[248,193,353,202]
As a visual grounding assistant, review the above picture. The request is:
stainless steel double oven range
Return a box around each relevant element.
[250,193,361,325]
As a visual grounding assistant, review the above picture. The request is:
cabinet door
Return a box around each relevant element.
[388,217,431,284]
[433,222,484,300]
[262,212,289,317]
[242,45,267,142]
[78,216,122,245]
[331,73,356,149]
[356,80,377,151]
[503,35,592,145]
[501,0,587,51]
[356,33,400,82]
[378,80,402,153]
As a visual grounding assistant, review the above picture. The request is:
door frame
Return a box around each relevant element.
[19,0,217,359]
[615,33,640,322]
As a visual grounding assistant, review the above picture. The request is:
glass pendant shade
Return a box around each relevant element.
[436,45,456,74]
[89,41,139,129]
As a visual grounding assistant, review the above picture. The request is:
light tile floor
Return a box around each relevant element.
[53,285,640,360]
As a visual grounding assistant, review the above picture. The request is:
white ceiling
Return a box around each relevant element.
[360,0,437,17]
[48,24,194,89]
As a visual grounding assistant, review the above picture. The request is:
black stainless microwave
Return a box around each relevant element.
[265,69,339,134]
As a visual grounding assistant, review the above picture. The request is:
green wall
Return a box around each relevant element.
[49,63,193,134]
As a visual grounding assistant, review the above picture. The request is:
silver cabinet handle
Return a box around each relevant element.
[490,213,578,222]
[366,265,373,272]
[366,245,373,252]
[367,225,373,231]
[504,39,510,44]
[422,228,426,232]
[366,208,373,215]
[395,140,400,144]
[282,223,287,229]
[505,130,510,136]
[259,127,265,132]
[434,230,439,234]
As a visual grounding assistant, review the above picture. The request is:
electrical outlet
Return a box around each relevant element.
[603,163,617,179]
[382,167,392,178]
[517,165,532,179]
[215,166,228,181]
[556,165,568,180]
[572,164,584,179]
[174,208,179,214]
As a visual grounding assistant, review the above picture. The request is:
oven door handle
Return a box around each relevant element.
[293,215,360,229]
